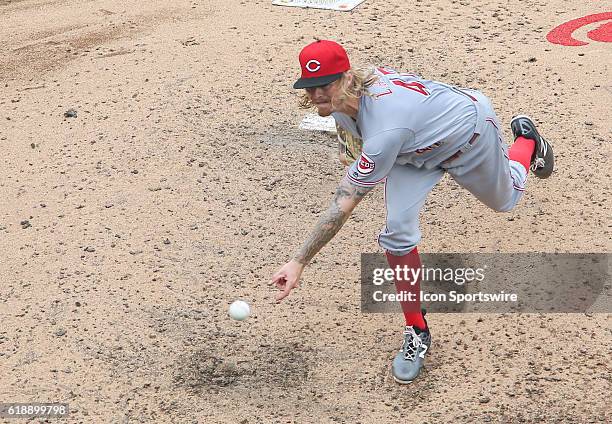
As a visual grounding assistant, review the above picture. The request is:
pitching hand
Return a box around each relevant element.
[271,260,305,302]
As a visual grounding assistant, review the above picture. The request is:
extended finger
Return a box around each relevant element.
[275,284,293,302]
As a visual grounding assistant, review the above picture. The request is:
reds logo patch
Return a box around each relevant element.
[357,153,375,175]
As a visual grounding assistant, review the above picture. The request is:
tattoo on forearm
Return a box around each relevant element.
[294,179,372,264]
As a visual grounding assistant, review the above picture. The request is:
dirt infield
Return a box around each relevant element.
[1,0,610,422]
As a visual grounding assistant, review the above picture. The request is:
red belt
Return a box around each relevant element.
[442,133,479,164]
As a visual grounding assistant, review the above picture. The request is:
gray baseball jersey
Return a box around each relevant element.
[333,66,491,187]
[332,67,528,255]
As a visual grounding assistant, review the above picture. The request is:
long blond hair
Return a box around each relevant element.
[298,66,379,109]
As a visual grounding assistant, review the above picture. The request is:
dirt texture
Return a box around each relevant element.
[1,0,610,423]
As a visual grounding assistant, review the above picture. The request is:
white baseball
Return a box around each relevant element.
[228,300,251,321]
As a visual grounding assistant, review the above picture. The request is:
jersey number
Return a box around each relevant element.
[377,67,429,96]
[390,79,429,96]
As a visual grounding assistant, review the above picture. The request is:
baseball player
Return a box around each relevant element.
[271,40,554,384]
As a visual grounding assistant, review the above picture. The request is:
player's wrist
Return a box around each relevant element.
[290,257,308,267]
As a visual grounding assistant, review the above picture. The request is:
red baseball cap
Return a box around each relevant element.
[293,40,351,89]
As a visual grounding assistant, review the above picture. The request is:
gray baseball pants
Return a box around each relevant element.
[379,91,528,256]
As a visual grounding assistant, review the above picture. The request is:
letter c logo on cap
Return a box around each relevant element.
[305,59,321,73]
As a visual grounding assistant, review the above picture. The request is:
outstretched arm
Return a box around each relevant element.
[271,176,372,301]
[293,176,371,264]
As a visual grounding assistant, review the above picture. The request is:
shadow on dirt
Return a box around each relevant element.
[173,341,314,392]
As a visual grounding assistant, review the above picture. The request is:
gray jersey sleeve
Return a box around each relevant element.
[346,128,412,187]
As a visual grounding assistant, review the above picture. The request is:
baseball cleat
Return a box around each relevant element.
[392,325,431,384]
[510,115,554,178]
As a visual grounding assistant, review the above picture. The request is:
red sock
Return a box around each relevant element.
[385,248,427,330]
[508,136,535,172]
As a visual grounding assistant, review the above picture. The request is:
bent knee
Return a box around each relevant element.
[378,221,421,255]
[480,191,520,213]
[490,200,516,213]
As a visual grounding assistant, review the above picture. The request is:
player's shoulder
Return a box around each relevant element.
[373,66,425,82]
